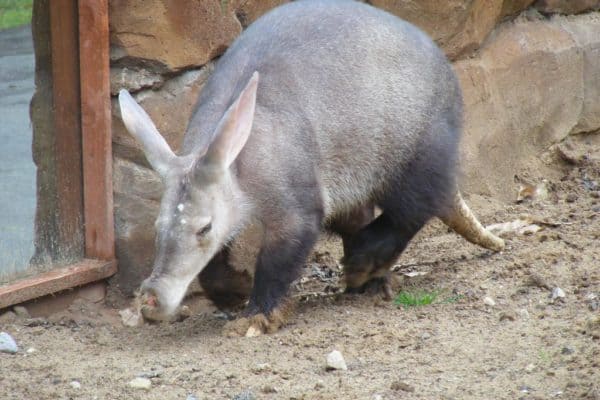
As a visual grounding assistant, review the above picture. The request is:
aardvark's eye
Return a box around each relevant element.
[196,222,212,238]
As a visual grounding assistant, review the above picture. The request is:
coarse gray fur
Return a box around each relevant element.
[118,0,503,329]
[184,0,460,222]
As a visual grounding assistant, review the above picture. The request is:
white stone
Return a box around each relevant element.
[245,326,262,337]
[119,307,143,327]
[252,363,272,373]
[551,287,566,300]
[70,380,81,389]
[326,350,347,371]
[525,363,536,373]
[128,377,152,390]
[483,296,496,307]
[26,347,36,354]
[0,332,18,354]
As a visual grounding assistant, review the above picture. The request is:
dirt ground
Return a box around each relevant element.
[1,134,599,400]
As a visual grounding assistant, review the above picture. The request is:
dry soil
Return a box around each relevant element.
[1,135,599,400]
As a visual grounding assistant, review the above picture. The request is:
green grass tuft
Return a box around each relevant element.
[394,290,463,308]
[394,290,439,308]
[0,0,32,30]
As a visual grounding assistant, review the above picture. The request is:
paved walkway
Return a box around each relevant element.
[0,25,35,280]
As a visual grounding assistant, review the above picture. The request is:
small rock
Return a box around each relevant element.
[119,307,143,327]
[420,332,431,340]
[12,306,30,319]
[565,193,577,203]
[391,381,415,392]
[561,346,575,355]
[584,316,600,339]
[551,287,566,301]
[128,377,152,390]
[70,380,81,389]
[314,380,325,389]
[24,317,47,327]
[186,395,198,400]
[232,390,256,400]
[518,309,530,319]
[213,310,234,320]
[326,350,347,371]
[260,384,278,394]
[483,296,496,307]
[519,385,534,393]
[499,310,517,321]
[26,347,36,354]
[0,311,17,324]
[251,363,272,374]
[585,293,598,301]
[136,370,162,379]
[526,273,552,290]
[585,293,599,311]
[373,395,384,400]
[0,332,18,354]
[525,363,536,373]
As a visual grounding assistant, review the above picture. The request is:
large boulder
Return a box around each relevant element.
[109,0,293,72]
[368,0,535,59]
[109,0,242,72]
[456,14,600,198]
[558,13,600,133]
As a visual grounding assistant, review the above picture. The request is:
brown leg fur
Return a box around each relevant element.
[222,298,294,337]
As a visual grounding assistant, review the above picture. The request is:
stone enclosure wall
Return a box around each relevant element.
[109,0,600,294]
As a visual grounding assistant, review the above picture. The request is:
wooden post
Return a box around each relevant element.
[49,0,85,260]
[0,0,117,310]
[78,0,115,261]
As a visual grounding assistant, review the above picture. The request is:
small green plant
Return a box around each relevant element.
[394,290,439,308]
[0,0,32,30]
[394,289,463,308]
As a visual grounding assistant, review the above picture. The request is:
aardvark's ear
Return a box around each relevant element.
[203,72,259,169]
[119,89,175,177]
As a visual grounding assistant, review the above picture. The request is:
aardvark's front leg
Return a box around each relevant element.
[223,212,320,337]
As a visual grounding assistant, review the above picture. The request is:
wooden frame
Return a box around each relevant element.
[0,0,116,309]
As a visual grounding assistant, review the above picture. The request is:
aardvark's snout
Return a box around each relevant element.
[138,277,176,321]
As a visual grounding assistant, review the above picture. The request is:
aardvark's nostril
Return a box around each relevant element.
[140,278,160,307]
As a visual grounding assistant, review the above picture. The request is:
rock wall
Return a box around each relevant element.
[109,0,600,294]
